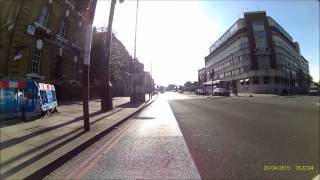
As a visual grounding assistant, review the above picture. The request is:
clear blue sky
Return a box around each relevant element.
[200,0,319,82]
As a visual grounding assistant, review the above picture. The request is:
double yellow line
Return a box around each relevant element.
[65,119,137,179]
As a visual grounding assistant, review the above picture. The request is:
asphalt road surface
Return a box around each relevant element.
[46,93,319,180]
[168,92,319,180]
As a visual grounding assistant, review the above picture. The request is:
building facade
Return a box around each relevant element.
[198,67,206,89]
[1,0,90,100]
[203,11,309,94]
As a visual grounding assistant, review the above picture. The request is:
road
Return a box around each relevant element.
[46,93,319,180]
[168,92,319,180]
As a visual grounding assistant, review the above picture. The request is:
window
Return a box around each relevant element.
[252,76,260,84]
[255,41,267,49]
[274,76,280,84]
[254,31,267,39]
[37,5,50,27]
[252,21,265,31]
[58,18,67,37]
[281,77,289,85]
[31,50,41,74]
[263,76,271,84]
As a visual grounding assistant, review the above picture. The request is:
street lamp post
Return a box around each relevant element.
[101,0,123,111]
[289,67,292,96]
[82,0,97,131]
[210,70,214,96]
[130,0,139,104]
[231,53,236,96]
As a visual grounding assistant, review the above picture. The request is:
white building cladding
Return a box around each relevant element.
[204,11,309,94]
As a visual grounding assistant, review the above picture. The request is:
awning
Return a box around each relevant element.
[240,80,244,83]
[245,78,249,82]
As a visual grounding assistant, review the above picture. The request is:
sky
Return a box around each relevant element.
[93,0,319,86]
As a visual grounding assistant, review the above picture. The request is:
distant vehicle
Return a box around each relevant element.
[309,86,319,95]
[195,89,205,95]
[213,88,230,96]
[159,87,165,93]
[178,90,184,94]
[0,80,57,120]
[153,90,159,95]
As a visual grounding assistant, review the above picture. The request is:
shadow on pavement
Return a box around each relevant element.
[0,119,25,128]
[116,102,143,108]
[0,129,86,179]
[0,107,126,178]
[284,96,296,98]
[133,116,156,120]
[206,96,230,100]
[0,109,118,151]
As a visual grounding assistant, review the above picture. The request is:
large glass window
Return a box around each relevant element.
[274,76,280,84]
[252,76,260,84]
[37,5,50,27]
[254,31,267,39]
[255,41,267,49]
[31,49,41,74]
[263,76,271,84]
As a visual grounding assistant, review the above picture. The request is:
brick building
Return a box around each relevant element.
[1,0,91,100]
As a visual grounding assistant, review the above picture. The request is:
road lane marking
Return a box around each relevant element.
[65,119,137,180]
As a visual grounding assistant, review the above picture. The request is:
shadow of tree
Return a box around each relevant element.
[0,107,125,178]
[116,102,144,108]
[0,109,121,150]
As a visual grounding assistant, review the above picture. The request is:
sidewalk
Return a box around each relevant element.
[0,95,156,179]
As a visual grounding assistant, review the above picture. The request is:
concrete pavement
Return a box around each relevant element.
[45,94,201,179]
[0,95,156,179]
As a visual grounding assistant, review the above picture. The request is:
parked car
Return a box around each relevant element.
[213,88,230,96]
[309,86,319,95]
[178,90,184,94]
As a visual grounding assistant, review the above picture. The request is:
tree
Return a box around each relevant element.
[296,69,305,86]
[306,74,313,87]
[184,81,192,92]
[91,30,132,97]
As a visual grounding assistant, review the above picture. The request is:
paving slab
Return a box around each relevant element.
[0,95,156,179]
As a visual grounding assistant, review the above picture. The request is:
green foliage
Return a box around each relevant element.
[90,32,132,96]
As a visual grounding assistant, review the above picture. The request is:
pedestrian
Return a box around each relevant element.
[234,88,238,96]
